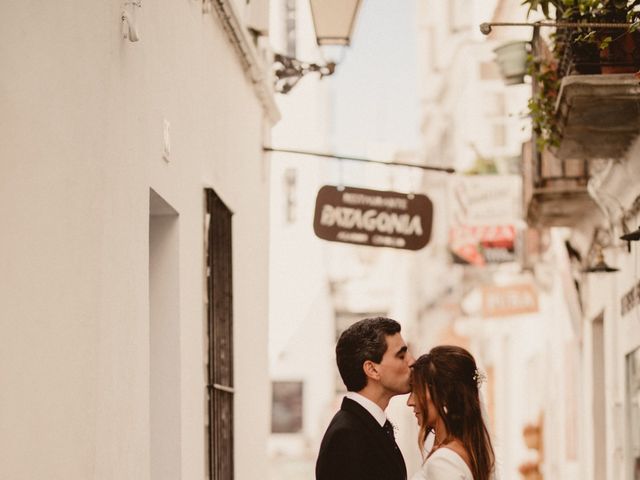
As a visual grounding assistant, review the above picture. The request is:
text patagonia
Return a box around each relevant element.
[320,205,424,236]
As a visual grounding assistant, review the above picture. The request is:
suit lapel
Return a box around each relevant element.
[341,397,407,478]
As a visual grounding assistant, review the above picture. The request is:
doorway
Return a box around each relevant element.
[592,312,605,480]
[149,189,181,480]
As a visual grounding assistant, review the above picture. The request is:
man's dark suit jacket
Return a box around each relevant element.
[316,397,407,480]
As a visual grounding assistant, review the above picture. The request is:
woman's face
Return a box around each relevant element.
[406,389,422,425]
[407,384,438,427]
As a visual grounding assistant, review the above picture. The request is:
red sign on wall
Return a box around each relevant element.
[449,225,516,266]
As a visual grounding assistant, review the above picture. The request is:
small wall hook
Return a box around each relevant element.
[122,1,141,42]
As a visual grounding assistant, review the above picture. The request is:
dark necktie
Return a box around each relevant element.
[383,419,404,474]
[383,419,395,441]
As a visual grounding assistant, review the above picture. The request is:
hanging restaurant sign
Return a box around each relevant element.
[313,185,433,250]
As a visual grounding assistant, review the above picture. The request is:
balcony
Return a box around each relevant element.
[555,74,640,160]
[554,24,640,160]
[523,141,595,227]
[524,26,640,227]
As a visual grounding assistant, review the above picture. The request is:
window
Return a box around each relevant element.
[283,168,297,224]
[271,381,303,433]
[492,123,506,148]
[448,0,471,32]
[626,347,640,478]
[427,26,439,73]
[479,62,501,81]
[484,92,505,118]
[205,189,234,480]
[284,0,296,57]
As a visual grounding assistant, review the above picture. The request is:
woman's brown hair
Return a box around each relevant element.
[410,345,495,480]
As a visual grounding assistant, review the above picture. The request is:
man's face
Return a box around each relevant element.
[375,333,414,395]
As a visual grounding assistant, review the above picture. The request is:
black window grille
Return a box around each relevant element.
[205,188,234,480]
[271,381,303,433]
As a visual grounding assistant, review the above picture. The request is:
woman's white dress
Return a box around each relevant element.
[410,448,474,480]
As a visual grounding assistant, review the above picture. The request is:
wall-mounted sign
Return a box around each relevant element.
[621,280,640,316]
[451,175,522,225]
[313,185,433,250]
[482,284,538,318]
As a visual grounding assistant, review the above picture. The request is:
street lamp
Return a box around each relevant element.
[583,246,619,273]
[310,0,362,46]
[274,0,362,94]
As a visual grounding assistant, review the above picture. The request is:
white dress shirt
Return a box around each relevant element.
[345,391,387,427]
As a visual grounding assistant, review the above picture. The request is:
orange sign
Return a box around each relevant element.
[482,284,538,318]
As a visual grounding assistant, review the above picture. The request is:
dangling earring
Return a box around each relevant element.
[443,405,448,415]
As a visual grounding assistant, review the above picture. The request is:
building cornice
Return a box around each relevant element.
[209,0,281,124]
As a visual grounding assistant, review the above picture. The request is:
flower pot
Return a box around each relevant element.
[523,424,541,450]
[494,40,530,85]
[600,31,640,74]
[570,40,601,74]
[518,461,542,480]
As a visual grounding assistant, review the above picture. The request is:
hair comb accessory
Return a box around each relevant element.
[473,368,487,387]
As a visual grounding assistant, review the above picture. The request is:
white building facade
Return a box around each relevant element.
[1,1,279,479]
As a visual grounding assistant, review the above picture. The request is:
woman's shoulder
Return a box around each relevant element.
[424,448,473,479]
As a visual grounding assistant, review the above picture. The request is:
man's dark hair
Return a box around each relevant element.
[336,316,401,392]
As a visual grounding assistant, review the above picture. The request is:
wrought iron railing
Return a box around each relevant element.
[555,25,640,79]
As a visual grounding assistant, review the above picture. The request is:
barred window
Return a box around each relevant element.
[284,168,297,224]
[206,188,234,480]
[479,62,501,81]
[271,381,303,433]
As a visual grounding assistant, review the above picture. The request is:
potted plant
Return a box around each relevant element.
[524,0,640,151]
[523,0,640,73]
[521,0,563,19]
[518,461,542,480]
[522,423,542,450]
[494,40,531,84]
[563,0,640,73]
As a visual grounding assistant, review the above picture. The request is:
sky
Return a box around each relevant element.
[327,0,421,157]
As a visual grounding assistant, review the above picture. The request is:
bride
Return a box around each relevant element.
[407,346,495,480]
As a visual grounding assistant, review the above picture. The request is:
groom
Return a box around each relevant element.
[316,317,414,480]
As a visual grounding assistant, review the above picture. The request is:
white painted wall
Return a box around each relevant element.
[0,1,275,479]
[577,216,640,478]
[565,135,640,479]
